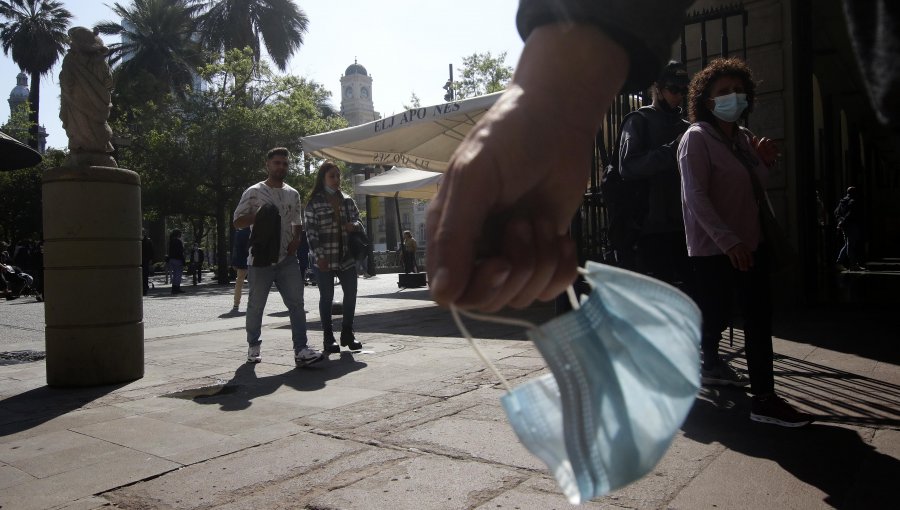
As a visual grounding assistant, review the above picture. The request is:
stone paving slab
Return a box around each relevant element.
[103,432,369,509]
[0,276,897,509]
[0,447,179,510]
[307,454,527,510]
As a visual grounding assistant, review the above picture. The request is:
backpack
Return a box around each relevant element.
[601,110,650,254]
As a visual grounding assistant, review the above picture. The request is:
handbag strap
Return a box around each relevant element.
[711,124,767,207]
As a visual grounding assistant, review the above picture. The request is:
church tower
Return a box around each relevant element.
[7,71,48,153]
[340,59,379,126]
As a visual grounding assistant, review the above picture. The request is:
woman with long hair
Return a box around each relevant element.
[678,57,810,427]
[304,161,364,353]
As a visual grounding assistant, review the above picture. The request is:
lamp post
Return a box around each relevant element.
[443,64,454,102]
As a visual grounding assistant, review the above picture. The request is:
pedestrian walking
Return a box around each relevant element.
[616,61,691,287]
[678,57,810,427]
[233,147,323,367]
[305,160,364,354]
[834,186,864,270]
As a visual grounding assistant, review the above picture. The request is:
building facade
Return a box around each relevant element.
[340,60,423,253]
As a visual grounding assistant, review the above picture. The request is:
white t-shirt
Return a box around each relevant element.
[233,181,303,264]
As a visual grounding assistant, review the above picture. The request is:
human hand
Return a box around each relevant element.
[426,25,628,311]
[287,239,300,256]
[316,258,329,272]
[725,243,754,271]
[344,223,356,233]
[752,136,778,166]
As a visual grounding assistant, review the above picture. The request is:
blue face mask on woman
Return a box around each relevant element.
[711,92,748,123]
[453,261,701,504]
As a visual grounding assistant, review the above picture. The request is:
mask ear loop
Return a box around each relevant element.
[450,278,584,393]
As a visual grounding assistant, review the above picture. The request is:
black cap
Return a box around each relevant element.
[657,61,689,86]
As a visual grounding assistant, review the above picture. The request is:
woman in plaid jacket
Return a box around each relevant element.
[305,161,365,353]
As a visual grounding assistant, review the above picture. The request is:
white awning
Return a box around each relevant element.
[302,92,502,172]
[357,167,442,199]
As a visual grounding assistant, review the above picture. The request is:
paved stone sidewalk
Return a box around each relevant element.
[0,277,897,509]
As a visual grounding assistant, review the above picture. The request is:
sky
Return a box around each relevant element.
[0,0,524,150]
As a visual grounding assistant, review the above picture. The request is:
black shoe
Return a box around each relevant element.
[323,331,340,354]
[340,330,362,351]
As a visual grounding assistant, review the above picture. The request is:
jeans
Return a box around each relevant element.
[689,252,775,396]
[315,266,357,333]
[837,222,862,267]
[246,257,308,353]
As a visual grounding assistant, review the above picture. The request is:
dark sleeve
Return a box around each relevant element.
[843,0,900,130]
[516,0,695,93]
[618,114,678,180]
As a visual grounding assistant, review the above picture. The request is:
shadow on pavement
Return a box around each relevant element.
[298,302,558,340]
[363,288,432,300]
[718,334,900,427]
[0,383,127,436]
[191,353,367,412]
[773,302,900,365]
[683,390,899,508]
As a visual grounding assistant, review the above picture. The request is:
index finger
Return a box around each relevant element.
[426,162,498,306]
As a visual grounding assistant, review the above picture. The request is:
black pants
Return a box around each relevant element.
[636,231,691,292]
[403,251,417,273]
[690,252,775,395]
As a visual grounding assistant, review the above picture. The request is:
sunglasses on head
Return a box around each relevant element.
[664,84,688,95]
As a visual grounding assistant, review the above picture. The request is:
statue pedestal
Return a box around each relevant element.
[42,164,144,386]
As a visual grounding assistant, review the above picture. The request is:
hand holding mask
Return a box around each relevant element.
[453,261,701,504]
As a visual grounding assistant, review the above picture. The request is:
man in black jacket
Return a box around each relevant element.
[618,61,691,287]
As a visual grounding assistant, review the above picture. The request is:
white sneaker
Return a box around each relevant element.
[294,347,324,367]
[247,344,261,363]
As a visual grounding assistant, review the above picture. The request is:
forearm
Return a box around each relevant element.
[620,145,677,180]
[514,24,629,138]
[233,214,254,229]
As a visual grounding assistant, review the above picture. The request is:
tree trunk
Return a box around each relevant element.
[216,198,229,284]
[28,72,40,150]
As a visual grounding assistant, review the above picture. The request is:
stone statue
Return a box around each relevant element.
[59,27,116,167]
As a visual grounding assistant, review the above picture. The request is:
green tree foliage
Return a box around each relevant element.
[0,148,65,243]
[2,96,32,144]
[115,49,346,282]
[402,92,421,110]
[453,51,513,100]
[94,0,207,111]
[0,0,72,149]
[195,0,309,71]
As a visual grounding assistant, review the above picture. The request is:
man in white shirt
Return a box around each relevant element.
[233,147,323,367]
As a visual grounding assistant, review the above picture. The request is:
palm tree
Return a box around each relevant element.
[94,0,207,109]
[0,0,72,150]
[196,0,309,71]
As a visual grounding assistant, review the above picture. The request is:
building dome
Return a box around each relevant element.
[345,60,367,76]
[9,72,29,103]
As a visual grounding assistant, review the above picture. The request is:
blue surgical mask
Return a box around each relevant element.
[711,92,748,123]
[324,185,338,195]
[452,261,701,504]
